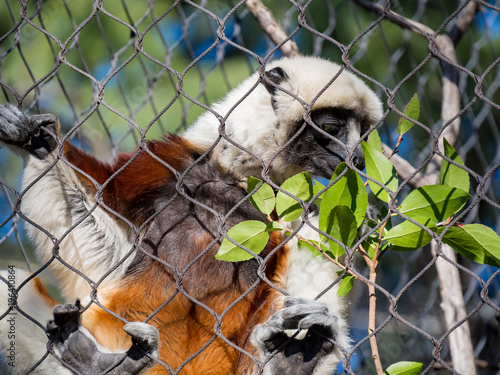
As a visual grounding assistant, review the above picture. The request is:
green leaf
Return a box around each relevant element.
[313,180,327,206]
[247,176,276,216]
[216,220,269,262]
[441,224,500,267]
[276,172,314,222]
[397,93,420,136]
[368,128,383,153]
[323,205,358,258]
[337,275,355,297]
[361,234,383,259]
[440,138,470,193]
[384,361,423,375]
[266,221,284,232]
[384,221,433,250]
[362,142,399,203]
[399,185,470,226]
[319,163,368,230]
[297,239,322,257]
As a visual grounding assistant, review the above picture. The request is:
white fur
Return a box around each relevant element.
[287,214,350,373]
[183,56,383,184]
[1,130,138,374]
[18,152,135,303]
[0,269,71,375]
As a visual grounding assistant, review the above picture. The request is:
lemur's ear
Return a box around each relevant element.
[263,67,288,94]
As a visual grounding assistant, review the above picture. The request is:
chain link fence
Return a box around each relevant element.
[0,0,499,374]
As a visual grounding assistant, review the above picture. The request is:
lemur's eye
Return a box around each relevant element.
[322,122,340,135]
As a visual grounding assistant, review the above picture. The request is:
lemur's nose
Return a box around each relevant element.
[353,146,365,170]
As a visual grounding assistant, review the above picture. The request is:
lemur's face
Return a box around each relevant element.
[183,57,383,184]
[280,107,368,178]
[262,66,373,179]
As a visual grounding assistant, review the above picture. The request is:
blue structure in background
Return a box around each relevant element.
[475,1,500,39]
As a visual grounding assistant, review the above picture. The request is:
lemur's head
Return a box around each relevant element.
[183,56,383,183]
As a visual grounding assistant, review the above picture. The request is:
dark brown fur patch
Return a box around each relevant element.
[63,134,292,374]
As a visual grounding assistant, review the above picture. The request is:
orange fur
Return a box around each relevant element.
[79,231,289,374]
[32,277,58,308]
[81,304,131,350]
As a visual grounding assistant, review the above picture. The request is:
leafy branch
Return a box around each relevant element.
[214,95,500,375]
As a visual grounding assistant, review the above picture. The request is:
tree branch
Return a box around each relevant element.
[245,0,300,57]
[382,144,438,186]
[352,0,434,37]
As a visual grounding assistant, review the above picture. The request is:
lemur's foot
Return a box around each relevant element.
[123,322,159,354]
[47,300,159,375]
[252,297,339,374]
[0,103,59,159]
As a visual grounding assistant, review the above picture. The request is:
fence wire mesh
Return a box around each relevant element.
[0,0,499,374]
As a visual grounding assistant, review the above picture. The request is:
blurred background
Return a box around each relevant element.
[0,1,499,374]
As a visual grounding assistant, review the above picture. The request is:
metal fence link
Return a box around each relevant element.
[0,1,499,374]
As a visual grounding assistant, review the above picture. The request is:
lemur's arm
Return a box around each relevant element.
[0,103,194,226]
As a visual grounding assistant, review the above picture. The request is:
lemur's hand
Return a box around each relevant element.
[252,297,340,374]
[0,103,59,159]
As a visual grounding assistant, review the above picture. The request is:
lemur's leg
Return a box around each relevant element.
[48,300,158,375]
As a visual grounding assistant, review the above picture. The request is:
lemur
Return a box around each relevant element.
[0,56,382,374]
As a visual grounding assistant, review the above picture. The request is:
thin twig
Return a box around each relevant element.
[352,0,434,37]
[245,0,300,58]
[359,219,387,375]
[367,267,383,375]
[355,2,479,374]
